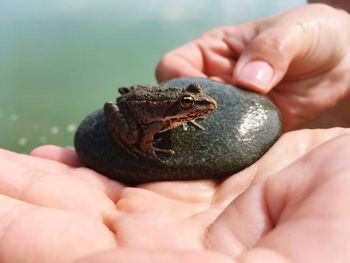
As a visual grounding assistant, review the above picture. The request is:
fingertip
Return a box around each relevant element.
[155,54,175,83]
[234,60,275,94]
[30,145,81,167]
[209,76,225,83]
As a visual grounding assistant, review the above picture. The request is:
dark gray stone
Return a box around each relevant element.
[74,78,281,185]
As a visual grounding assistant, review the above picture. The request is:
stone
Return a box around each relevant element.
[74,78,281,185]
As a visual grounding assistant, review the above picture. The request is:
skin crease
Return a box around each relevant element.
[0,2,350,263]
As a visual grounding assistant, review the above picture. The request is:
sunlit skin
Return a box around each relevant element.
[1,2,350,263]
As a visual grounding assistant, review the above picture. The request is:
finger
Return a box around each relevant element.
[0,194,117,263]
[233,4,350,93]
[0,150,119,217]
[250,127,350,182]
[213,128,350,209]
[29,146,125,202]
[156,27,239,83]
[156,43,207,83]
[1,148,72,173]
[1,148,124,203]
[194,32,238,82]
[75,249,232,263]
[30,145,81,167]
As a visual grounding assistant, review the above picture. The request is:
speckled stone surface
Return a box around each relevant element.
[74,78,281,185]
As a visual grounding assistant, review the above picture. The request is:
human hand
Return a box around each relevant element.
[156,4,350,130]
[0,127,349,262]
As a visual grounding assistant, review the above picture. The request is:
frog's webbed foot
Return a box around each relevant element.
[155,147,175,156]
[149,148,173,163]
[136,147,171,163]
[122,144,164,163]
[153,137,163,145]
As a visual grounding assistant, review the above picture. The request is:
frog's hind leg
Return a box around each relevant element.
[139,124,174,162]
[104,102,140,157]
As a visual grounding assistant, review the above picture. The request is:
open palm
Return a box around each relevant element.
[0,127,349,263]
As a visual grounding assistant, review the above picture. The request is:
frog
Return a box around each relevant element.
[103,83,217,162]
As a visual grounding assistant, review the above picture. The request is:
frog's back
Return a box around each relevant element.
[116,85,185,124]
[132,85,183,103]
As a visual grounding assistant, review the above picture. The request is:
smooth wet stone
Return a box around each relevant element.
[74,78,281,185]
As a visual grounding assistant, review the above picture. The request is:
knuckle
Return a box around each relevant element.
[155,54,172,77]
[248,33,292,71]
[199,27,224,40]
[157,53,172,67]
[254,34,288,56]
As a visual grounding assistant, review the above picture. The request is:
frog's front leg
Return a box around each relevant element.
[182,120,205,131]
[189,120,205,130]
[104,101,139,147]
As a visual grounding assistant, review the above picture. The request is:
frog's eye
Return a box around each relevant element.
[118,87,130,95]
[186,83,202,93]
[180,96,194,109]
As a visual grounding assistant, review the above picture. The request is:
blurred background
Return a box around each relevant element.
[0,0,305,152]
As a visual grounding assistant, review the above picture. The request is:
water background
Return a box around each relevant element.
[0,0,305,152]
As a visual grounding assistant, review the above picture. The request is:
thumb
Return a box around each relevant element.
[233,25,302,93]
[233,4,349,93]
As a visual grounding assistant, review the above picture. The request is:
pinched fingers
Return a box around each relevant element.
[233,4,350,93]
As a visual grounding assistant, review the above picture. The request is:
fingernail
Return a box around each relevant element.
[237,61,274,92]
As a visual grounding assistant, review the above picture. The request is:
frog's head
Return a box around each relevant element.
[164,83,217,124]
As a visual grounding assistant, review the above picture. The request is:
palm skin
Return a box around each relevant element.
[0,128,349,263]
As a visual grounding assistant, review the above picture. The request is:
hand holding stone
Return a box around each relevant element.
[156,4,350,130]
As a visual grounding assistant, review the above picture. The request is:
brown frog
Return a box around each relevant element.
[104,83,217,162]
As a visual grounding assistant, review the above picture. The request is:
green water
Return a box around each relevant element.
[0,0,305,152]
